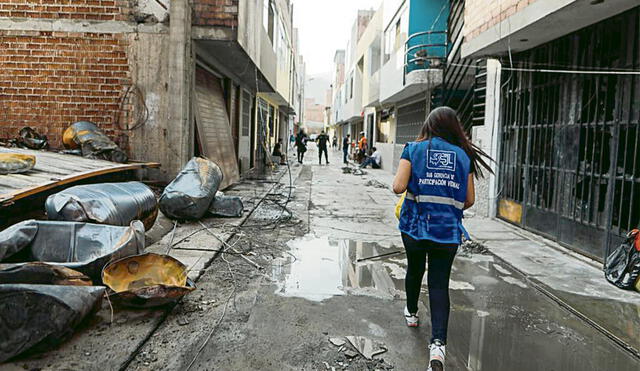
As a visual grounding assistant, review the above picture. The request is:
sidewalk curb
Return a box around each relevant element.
[483,246,640,360]
[118,166,293,371]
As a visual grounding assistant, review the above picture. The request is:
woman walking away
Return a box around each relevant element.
[295,129,308,164]
[392,106,492,371]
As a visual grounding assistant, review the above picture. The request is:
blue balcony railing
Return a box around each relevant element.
[404,30,448,80]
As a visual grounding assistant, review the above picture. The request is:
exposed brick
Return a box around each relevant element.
[0,31,132,150]
[0,0,132,21]
[193,0,239,27]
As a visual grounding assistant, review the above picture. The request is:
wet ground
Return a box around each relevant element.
[145,146,639,370]
[5,146,639,370]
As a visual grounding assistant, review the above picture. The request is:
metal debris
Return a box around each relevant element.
[0,284,105,362]
[159,157,223,220]
[62,121,127,163]
[0,262,92,286]
[102,253,196,308]
[208,192,244,218]
[17,126,48,150]
[0,153,36,175]
[0,220,145,282]
[45,182,159,231]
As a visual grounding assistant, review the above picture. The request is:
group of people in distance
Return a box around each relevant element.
[285,128,382,169]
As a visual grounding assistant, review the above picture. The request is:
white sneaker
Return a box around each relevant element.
[428,340,446,371]
[404,306,419,327]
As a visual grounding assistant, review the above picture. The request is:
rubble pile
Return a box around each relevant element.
[0,154,242,362]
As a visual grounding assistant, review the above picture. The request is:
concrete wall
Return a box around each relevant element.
[379,0,408,104]
[471,59,501,218]
[356,6,383,109]
[126,32,173,179]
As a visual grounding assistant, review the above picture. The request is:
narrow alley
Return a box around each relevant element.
[4,146,637,370]
[1,1,640,370]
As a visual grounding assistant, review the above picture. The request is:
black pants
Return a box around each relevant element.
[297,147,305,163]
[343,150,348,164]
[402,233,457,344]
[319,146,328,164]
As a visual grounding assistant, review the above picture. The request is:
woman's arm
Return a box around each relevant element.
[464,174,475,210]
[393,159,411,194]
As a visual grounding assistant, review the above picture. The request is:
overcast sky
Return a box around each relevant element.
[292,0,383,77]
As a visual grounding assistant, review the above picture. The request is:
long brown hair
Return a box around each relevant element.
[417,106,493,178]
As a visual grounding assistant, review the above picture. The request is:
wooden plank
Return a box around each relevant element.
[0,162,160,206]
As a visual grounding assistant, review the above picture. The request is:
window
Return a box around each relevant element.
[394,19,401,51]
[266,0,276,44]
[277,18,288,68]
[263,0,269,33]
[349,75,354,99]
[269,105,275,137]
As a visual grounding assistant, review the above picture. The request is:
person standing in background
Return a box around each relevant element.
[295,129,308,164]
[357,131,368,163]
[317,130,330,165]
[342,134,350,164]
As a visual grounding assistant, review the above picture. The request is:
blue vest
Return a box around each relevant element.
[399,137,471,245]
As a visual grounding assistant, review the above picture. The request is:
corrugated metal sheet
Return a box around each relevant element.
[194,67,240,189]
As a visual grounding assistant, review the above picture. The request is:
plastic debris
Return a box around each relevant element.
[0,153,36,175]
[17,126,48,150]
[0,284,105,362]
[102,253,196,308]
[604,229,640,290]
[159,157,223,220]
[45,181,158,231]
[208,192,243,218]
[62,121,127,163]
[0,262,92,286]
[0,220,144,282]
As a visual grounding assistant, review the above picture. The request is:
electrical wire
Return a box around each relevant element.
[114,84,149,131]
[442,61,640,75]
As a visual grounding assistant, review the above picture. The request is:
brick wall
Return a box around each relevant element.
[0,0,132,21]
[0,30,132,149]
[464,0,538,40]
[193,0,239,27]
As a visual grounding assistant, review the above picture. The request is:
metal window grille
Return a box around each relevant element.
[497,7,640,260]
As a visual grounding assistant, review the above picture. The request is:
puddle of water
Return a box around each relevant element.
[271,236,404,301]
